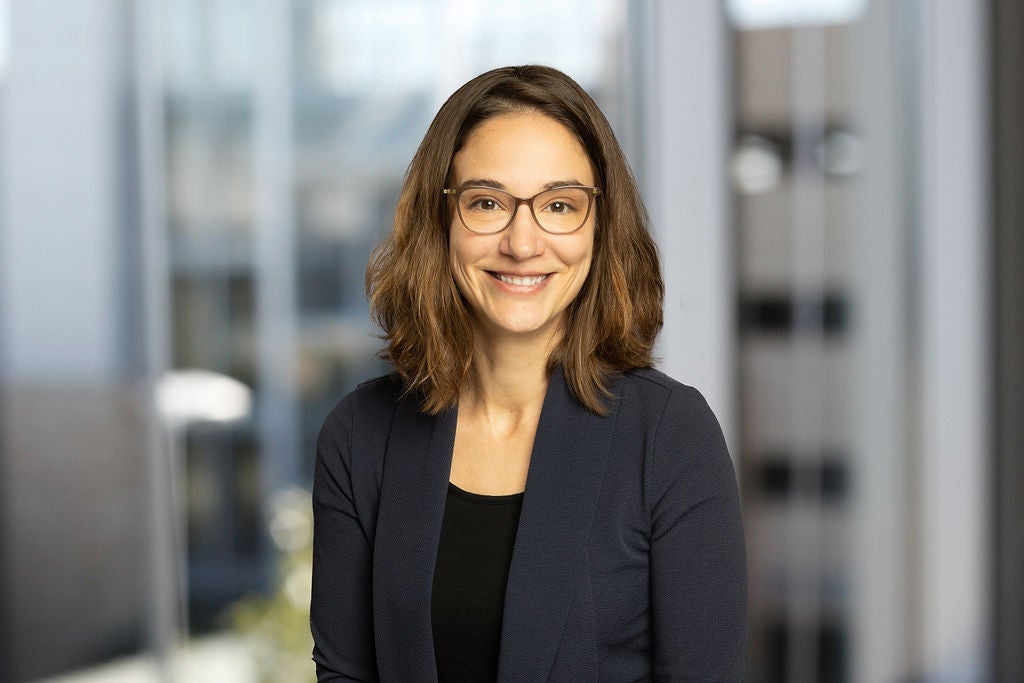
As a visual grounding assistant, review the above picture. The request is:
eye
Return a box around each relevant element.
[540,197,579,215]
[468,197,501,211]
[462,191,508,213]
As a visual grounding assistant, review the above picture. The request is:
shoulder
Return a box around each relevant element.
[616,366,716,427]
[619,366,688,394]
[314,373,411,499]
[317,372,406,451]
[349,371,406,405]
[616,367,732,485]
[324,372,404,421]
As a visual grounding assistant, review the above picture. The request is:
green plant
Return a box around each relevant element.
[230,487,314,682]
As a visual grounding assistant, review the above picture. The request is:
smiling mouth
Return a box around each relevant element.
[491,272,549,287]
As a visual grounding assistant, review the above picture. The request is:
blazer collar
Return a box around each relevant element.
[371,366,619,682]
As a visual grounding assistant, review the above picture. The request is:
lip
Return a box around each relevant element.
[487,270,552,290]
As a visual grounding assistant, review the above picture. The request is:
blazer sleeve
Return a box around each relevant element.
[648,385,747,682]
[310,393,379,682]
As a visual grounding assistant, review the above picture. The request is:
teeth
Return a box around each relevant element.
[496,273,546,287]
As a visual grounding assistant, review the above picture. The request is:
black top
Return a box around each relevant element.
[431,482,524,682]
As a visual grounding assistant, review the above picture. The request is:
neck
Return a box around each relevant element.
[462,328,558,416]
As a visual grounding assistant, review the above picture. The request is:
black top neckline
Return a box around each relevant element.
[447,481,525,505]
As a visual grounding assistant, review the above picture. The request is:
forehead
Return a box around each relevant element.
[451,113,595,188]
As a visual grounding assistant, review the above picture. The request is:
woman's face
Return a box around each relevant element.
[448,112,596,346]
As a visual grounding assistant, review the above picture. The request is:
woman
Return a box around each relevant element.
[311,65,746,682]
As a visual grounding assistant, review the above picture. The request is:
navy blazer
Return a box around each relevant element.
[311,366,746,681]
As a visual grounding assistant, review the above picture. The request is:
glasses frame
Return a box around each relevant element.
[443,184,601,235]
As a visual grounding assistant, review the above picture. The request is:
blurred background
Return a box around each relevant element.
[0,0,1020,681]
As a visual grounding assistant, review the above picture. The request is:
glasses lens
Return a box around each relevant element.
[457,188,514,234]
[533,187,593,234]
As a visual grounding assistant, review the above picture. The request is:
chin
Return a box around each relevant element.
[482,313,564,340]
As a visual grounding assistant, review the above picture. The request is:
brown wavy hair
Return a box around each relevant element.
[366,65,663,415]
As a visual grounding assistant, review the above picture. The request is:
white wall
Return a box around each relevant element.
[0,0,123,384]
[851,1,991,681]
[630,0,736,449]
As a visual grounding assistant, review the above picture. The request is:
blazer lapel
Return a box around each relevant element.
[496,367,619,682]
[372,394,456,682]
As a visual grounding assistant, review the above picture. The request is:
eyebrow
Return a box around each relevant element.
[459,178,587,191]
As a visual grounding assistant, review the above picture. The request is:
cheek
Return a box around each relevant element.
[565,237,596,298]
[569,234,595,278]
[448,228,475,294]
[449,224,494,268]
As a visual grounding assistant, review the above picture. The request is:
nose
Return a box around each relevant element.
[500,202,546,260]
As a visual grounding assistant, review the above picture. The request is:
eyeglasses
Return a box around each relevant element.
[443,184,600,235]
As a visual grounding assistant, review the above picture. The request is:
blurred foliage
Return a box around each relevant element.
[229,487,315,683]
